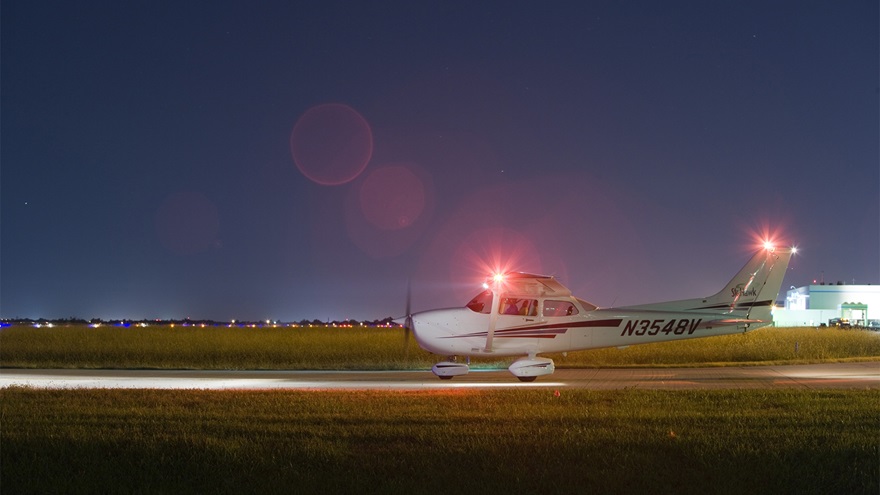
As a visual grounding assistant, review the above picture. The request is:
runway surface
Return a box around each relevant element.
[1,362,877,390]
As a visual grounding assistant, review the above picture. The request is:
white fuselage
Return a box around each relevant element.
[406,246,793,380]
[411,305,756,358]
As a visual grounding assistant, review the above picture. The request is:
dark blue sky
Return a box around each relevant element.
[2,2,878,321]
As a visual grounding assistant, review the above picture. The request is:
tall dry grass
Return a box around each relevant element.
[1,325,877,369]
[552,326,880,367]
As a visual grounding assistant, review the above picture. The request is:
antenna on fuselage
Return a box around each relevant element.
[607,294,619,309]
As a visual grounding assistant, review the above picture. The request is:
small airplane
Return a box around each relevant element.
[400,242,795,381]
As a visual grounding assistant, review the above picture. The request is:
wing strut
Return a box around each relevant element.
[484,289,501,352]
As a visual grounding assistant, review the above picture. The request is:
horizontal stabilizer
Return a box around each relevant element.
[696,318,766,329]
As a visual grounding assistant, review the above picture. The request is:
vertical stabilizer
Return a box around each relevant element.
[702,246,793,319]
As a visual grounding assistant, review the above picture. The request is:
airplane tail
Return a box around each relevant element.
[699,246,793,320]
[625,246,793,325]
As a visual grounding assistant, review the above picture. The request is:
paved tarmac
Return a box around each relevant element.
[1,362,877,390]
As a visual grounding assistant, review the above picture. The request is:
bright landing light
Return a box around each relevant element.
[484,272,506,290]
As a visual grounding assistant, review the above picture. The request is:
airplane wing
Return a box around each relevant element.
[496,272,571,298]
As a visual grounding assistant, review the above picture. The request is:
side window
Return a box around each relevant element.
[466,290,493,314]
[543,300,579,317]
[501,298,537,316]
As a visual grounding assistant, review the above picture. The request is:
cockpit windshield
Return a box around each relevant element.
[466,290,493,314]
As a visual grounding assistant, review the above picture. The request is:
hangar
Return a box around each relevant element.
[773,284,880,327]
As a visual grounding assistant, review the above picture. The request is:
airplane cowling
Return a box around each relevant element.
[508,357,555,379]
[431,361,470,379]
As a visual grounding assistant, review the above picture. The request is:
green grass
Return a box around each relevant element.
[549,326,880,367]
[0,325,433,369]
[2,387,877,494]
[3,327,877,493]
[1,325,878,370]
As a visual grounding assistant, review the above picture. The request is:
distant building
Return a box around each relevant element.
[773,284,880,327]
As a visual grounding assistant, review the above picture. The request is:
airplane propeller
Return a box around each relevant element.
[403,278,413,357]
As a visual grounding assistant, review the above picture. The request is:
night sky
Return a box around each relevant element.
[2,2,878,322]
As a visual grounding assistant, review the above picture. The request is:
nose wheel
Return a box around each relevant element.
[431,358,470,379]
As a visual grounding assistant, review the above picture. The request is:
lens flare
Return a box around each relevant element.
[290,103,373,186]
[744,221,791,255]
[359,164,426,231]
[453,227,543,288]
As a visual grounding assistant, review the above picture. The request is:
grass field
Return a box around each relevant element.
[3,325,878,493]
[2,325,879,369]
[2,387,877,494]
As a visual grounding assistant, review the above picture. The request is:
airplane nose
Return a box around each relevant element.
[393,314,416,330]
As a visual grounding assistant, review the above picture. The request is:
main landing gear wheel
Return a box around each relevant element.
[508,356,555,381]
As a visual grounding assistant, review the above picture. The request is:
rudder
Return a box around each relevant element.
[705,246,793,318]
